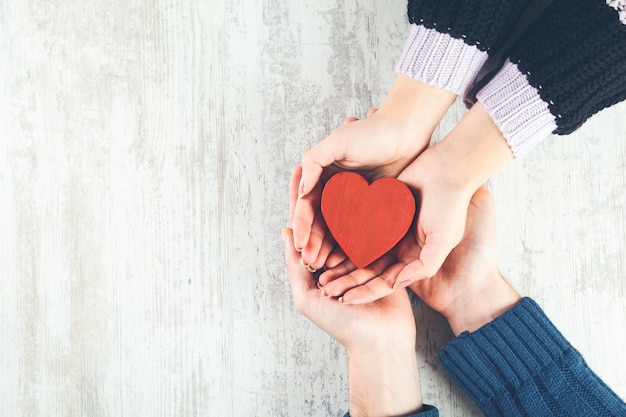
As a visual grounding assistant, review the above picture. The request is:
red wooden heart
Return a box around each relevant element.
[321,172,416,269]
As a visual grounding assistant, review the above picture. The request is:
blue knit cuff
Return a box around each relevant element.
[438,297,626,416]
[440,298,576,405]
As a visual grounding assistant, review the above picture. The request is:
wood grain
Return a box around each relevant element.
[0,0,624,416]
[321,172,415,269]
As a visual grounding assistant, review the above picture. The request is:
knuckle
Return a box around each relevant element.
[301,148,315,164]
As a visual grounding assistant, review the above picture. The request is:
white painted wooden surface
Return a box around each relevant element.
[1,1,624,416]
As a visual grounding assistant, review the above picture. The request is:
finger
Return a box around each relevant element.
[311,233,336,271]
[324,246,348,269]
[300,136,348,197]
[289,166,302,228]
[366,108,378,117]
[292,180,322,252]
[323,253,395,297]
[338,262,406,304]
[301,210,329,268]
[318,257,357,287]
[396,232,460,282]
[284,228,345,324]
[282,228,317,300]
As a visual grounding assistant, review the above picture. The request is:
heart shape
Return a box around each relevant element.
[321,172,416,269]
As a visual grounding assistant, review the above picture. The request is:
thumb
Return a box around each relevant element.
[300,137,345,197]
[396,235,456,282]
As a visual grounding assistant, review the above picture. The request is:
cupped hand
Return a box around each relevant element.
[292,108,424,266]
[285,166,423,416]
[287,164,415,349]
[409,186,520,335]
[407,185,497,313]
[318,146,475,304]
[315,103,517,309]
[291,108,422,270]
[282,227,416,352]
[394,146,476,283]
[289,165,336,272]
[292,76,456,258]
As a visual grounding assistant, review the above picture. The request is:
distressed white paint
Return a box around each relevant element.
[0,1,624,416]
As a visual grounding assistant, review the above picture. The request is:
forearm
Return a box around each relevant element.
[429,102,514,194]
[347,346,423,417]
[386,0,534,158]
[376,75,456,152]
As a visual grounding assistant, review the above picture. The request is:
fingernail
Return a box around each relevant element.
[316,281,323,289]
[300,258,308,268]
[298,177,305,198]
[306,265,317,273]
[294,245,303,252]
[338,296,345,304]
[320,288,331,298]
[393,279,415,290]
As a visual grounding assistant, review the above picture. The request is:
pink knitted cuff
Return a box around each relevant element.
[396,24,489,97]
[476,60,557,158]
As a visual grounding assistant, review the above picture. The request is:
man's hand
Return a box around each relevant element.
[409,186,521,335]
[317,185,520,335]
[283,227,423,417]
[285,166,424,417]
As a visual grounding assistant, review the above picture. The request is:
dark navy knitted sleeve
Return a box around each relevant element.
[397,0,531,96]
[477,0,626,157]
[439,298,626,417]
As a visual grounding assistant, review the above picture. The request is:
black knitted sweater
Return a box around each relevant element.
[397,0,626,157]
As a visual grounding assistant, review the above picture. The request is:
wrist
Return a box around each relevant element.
[443,269,522,336]
[347,345,422,417]
[377,75,456,152]
[434,102,514,192]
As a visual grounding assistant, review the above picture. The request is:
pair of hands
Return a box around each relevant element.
[285,167,517,339]
[284,166,520,416]
[284,74,517,416]
[292,75,513,304]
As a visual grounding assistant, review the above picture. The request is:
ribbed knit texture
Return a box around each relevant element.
[477,60,557,158]
[439,298,626,417]
[397,0,532,96]
[504,0,626,136]
[396,25,488,96]
[407,0,532,54]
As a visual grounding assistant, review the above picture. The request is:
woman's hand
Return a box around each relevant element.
[317,103,514,303]
[316,146,475,304]
[292,76,456,261]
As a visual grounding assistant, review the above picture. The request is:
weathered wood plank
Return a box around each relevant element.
[0,1,624,416]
